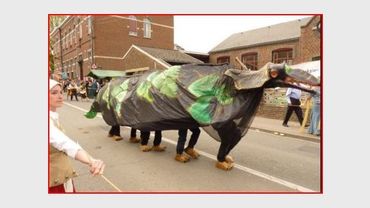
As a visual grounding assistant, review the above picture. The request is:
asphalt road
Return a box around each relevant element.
[56,97,321,193]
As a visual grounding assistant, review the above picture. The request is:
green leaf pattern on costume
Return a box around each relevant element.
[136,72,158,103]
[137,66,181,102]
[187,74,233,124]
[189,96,213,124]
[151,66,180,98]
[102,83,111,110]
[285,64,293,74]
[113,79,129,118]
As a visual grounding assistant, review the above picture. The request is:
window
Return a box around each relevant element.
[143,18,152,38]
[88,16,92,35]
[272,48,293,64]
[217,56,230,64]
[128,15,138,36]
[241,52,258,70]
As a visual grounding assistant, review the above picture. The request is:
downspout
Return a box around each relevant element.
[58,28,64,74]
[90,16,95,68]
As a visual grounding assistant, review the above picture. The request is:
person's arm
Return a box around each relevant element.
[50,123,82,158]
[50,122,105,175]
[74,149,105,176]
[286,88,292,104]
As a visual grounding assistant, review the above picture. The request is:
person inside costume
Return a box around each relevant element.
[175,128,201,163]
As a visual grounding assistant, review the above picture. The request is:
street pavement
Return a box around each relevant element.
[55,96,321,193]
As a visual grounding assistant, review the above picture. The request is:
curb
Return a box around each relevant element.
[250,127,320,143]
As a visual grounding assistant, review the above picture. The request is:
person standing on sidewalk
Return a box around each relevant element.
[282,86,304,127]
[49,79,105,193]
[308,85,321,136]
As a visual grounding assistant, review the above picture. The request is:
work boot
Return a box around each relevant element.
[184,148,200,159]
[175,154,190,163]
[140,145,152,152]
[112,135,123,141]
[129,137,140,143]
[152,145,166,152]
[215,161,234,170]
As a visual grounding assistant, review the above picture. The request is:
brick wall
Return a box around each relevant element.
[122,47,168,70]
[257,88,312,122]
[298,16,321,62]
[51,15,174,79]
[209,40,300,69]
[94,15,174,71]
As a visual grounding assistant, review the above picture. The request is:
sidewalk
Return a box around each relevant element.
[250,117,320,142]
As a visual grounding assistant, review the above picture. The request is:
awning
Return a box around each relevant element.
[87,69,126,79]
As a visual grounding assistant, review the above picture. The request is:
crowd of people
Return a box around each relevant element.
[59,77,105,101]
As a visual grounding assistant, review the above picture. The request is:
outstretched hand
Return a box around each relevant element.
[89,159,105,176]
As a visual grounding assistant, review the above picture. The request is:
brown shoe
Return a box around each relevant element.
[175,154,190,163]
[184,148,200,159]
[129,137,140,143]
[112,135,123,141]
[107,134,113,137]
[215,161,234,171]
[140,145,152,152]
[152,145,166,152]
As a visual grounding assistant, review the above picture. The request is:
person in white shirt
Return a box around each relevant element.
[49,79,105,193]
[282,86,304,127]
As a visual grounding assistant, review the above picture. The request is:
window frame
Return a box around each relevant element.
[217,56,230,64]
[128,15,138,36]
[143,18,152,38]
[241,52,258,70]
[272,48,293,64]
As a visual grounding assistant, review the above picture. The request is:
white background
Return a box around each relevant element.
[1,0,369,207]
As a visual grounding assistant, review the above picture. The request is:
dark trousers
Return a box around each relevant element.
[216,121,242,162]
[283,98,303,125]
[109,125,120,136]
[70,89,78,101]
[140,130,162,146]
[176,128,200,154]
[130,128,137,137]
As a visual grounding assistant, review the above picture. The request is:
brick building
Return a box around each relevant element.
[121,45,203,75]
[208,16,321,120]
[209,16,321,69]
[50,15,176,80]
